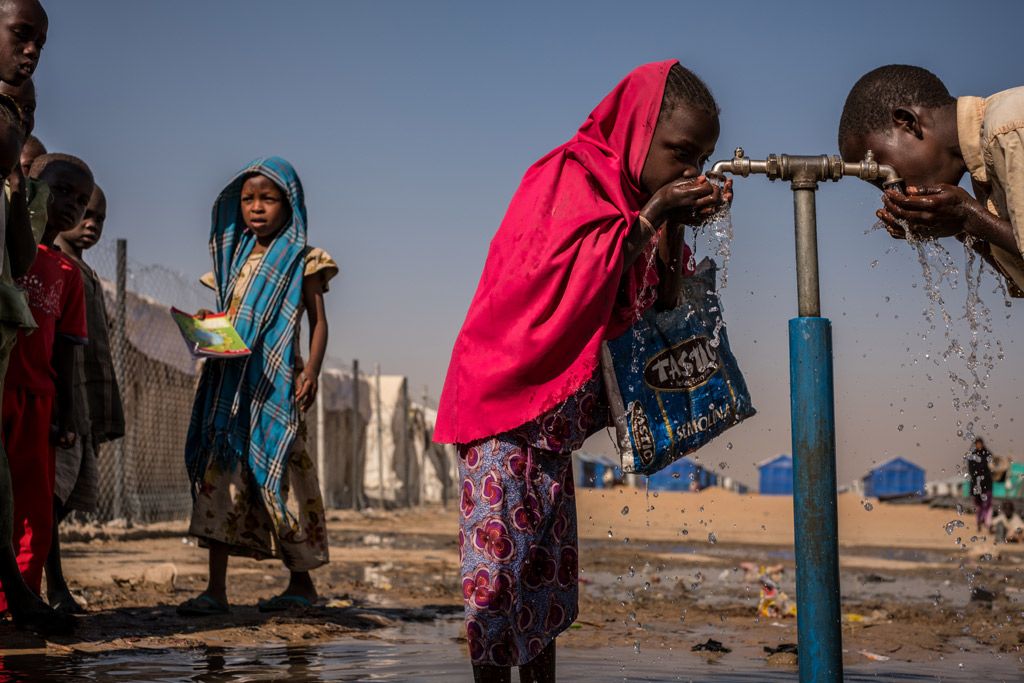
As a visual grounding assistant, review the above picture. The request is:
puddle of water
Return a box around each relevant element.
[0,642,1018,682]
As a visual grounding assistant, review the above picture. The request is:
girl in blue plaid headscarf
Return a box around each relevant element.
[180,157,338,616]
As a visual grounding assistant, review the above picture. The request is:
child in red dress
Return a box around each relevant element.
[0,153,90,613]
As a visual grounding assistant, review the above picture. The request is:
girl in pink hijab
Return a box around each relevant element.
[437,61,731,681]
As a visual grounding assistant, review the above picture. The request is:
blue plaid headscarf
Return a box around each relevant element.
[185,157,307,519]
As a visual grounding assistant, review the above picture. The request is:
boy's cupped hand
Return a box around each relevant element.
[877,185,975,240]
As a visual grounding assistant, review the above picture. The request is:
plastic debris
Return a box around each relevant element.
[326,597,353,609]
[692,638,732,654]
[858,650,891,662]
[970,587,996,602]
[858,573,895,584]
[757,568,797,618]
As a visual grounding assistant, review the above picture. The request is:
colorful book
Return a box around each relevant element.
[170,307,251,359]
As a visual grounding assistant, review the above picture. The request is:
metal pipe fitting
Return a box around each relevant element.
[708,148,902,190]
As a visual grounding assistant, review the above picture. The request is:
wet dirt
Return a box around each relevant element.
[1,495,1021,680]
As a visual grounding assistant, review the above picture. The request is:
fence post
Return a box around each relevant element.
[402,379,412,507]
[351,359,361,511]
[315,371,328,507]
[375,363,384,508]
[422,384,430,507]
[112,239,128,524]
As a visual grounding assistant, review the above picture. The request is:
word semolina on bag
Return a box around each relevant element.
[601,258,755,475]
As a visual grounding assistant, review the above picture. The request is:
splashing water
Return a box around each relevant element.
[873,219,1007,445]
[692,179,734,290]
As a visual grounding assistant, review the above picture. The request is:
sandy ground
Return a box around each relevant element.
[1,488,1022,676]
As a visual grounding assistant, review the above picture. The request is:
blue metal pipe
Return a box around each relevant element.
[789,316,843,682]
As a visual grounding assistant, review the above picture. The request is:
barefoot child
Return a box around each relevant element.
[435,61,731,681]
[47,184,124,613]
[0,153,89,619]
[178,157,335,616]
[837,65,1024,297]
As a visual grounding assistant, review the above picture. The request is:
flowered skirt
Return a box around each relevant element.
[189,426,329,572]
[459,437,578,667]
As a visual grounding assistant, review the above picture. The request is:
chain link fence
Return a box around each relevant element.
[82,240,455,526]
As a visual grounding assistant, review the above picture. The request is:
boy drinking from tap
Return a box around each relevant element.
[837,65,1024,297]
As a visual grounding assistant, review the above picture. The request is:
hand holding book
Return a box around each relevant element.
[170,307,251,359]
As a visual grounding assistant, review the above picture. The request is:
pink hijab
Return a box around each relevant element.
[434,60,680,444]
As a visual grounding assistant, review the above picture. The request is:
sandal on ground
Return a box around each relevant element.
[176,594,230,616]
[257,594,314,613]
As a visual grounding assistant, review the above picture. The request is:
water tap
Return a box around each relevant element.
[709,148,902,191]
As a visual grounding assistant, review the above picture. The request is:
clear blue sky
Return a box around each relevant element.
[36,0,1024,485]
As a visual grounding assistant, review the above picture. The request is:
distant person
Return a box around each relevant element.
[0,153,90,620]
[46,185,125,613]
[435,61,732,681]
[178,158,336,617]
[990,501,1023,544]
[0,0,71,636]
[837,65,1024,298]
[966,438,994,532]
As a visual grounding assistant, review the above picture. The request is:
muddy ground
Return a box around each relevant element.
[1,498,1023,677]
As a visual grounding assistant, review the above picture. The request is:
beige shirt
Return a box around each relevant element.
[957,89,1024,296]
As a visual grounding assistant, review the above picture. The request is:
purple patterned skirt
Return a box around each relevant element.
[458,437,578,666]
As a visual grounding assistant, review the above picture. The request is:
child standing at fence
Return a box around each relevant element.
[45,184,124,613]
[178,157,336,616]
[0,153,90,617]
[435,61,730,681]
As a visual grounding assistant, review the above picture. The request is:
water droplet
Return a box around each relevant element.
[726,442,733,450]
[607,529,614,538]
[870,259,879,268]
[863,502,874,511]
[707,532,718,544]
[620,505,630,516]
[945,519,965,535]
[897,424,904,431]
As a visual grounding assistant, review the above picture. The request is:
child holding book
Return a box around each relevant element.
[178,157,336,616]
